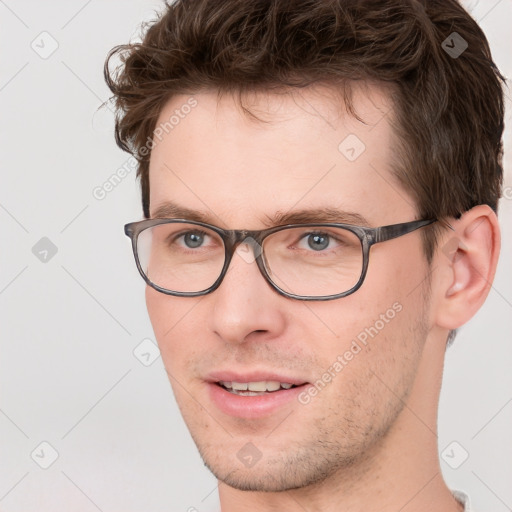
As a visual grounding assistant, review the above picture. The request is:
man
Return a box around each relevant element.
[105,0,505,510]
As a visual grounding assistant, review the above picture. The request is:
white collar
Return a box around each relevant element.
[452,489,473,511]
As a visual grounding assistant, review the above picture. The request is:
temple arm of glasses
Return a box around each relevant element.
[372,219,437,244]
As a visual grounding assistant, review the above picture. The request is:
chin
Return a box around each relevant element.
[204,461,310,492]
[196,441,355,493]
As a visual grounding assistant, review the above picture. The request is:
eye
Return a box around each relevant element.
[295,231,338,252]
[178,231,209,249]
[306,233,330,251]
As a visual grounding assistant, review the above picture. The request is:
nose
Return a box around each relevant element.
[208,242,287,345]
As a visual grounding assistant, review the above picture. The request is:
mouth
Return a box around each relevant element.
[215,380,301,396]
[206,373,310,418]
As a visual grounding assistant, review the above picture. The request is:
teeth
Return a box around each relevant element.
[218,381,296,392]
[248,381,267,392]
[264,381,281,392]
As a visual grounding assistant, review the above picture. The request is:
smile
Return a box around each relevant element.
[208,377,310,419]
[217,380,298,395]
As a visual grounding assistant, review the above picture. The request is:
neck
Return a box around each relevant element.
[218,332,463,512]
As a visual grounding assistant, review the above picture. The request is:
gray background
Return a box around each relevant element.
[0,1,511,511]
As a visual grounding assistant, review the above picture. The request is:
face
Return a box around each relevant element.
[145,84,432,491]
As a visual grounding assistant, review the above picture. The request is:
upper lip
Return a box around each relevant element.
[206,370,309,385]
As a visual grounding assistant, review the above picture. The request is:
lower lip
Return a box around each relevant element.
[207,382,309,419]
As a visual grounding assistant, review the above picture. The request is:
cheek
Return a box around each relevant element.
[306,292,426,416]
[303,248,428,377]
[145,285,169,340]
[368,236,428,299]
[145,287,201,372]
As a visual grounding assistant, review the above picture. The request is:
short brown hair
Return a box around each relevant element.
[104,0,505,261]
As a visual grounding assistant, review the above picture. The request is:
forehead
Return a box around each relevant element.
[148,83,414,228]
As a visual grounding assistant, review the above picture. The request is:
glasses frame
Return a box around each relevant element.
[124,217,437,301]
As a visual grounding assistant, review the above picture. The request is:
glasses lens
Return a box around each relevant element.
[136,222,225,293]
[262,226,363,297]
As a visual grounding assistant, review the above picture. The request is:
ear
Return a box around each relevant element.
[433,205,501,330]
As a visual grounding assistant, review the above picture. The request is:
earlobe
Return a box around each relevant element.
[434,205,500,330]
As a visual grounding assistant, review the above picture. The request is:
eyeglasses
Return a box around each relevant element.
[124,218,436,301]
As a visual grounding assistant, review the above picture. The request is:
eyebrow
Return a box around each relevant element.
[268,208,370,227]
[150,201,371,227]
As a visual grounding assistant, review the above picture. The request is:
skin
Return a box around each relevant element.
[144,83,500,511]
